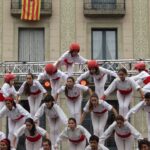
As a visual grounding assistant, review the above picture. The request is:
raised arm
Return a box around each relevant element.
[34,104,45,122]
[76,71,90,84]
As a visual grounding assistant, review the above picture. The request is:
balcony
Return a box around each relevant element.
[11,0,52,17]
[84,0,125,17]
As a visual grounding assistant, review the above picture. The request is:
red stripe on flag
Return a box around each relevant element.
[32,0,35,20]
[22,0,26,19]
[36,0,39,20]
[27,0,31,20]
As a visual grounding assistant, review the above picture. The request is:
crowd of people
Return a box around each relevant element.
[0,42,150,150]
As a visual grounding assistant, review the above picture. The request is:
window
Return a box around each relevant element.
[92,29,117,60]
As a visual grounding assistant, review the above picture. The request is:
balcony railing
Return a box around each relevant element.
[84,0,125,17]
[11,0,52,16]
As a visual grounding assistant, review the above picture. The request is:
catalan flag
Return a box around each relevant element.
[21,0,41,21]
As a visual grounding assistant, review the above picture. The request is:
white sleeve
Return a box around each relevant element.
[99,144,109,150]
[76,84,89,92]
[54,104,68,125]
[100,67,118,78]
[104,79,117,96]
[100,122,116,143]
[37,73,46,81]
[101,100,113,111]
[36,126,47,136]
[0,131,6,140]
[79,125,91,142]
[130,71,148,81]
[77,55,87,64]
[1,84,10,97]
[76,71,90,83]
[130,78,141,90]
[17,81,26,95]
[35,80,47,93]
[57,51,68,62]
[12,86,17,97]
[0,106,7,118]
[56,86,65,94]
[83,101,90,113]
[55,128,69,145]
[125,121,143,140]
[125,101,144,120]
[14,125,26,137]
[59,71,68,81]
[17,104,31,119]
[34,104,45,121]
[142,84,150,93]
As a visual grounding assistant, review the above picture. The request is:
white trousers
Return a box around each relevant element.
[25,138,42,150]
[8,117,25,146]
[117,91,133,117]
[147,112,150,141]
[66,98,82,124]
[51,81,61,97]
[91,111,108,137]
[0,102,5,110]
[115,133,134,150]
[66,64,74,76]
[28,93,43,117]
[69,139,86,150]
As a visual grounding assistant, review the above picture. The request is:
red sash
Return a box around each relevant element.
[143,76,150,84]
[0,92,5,102]
[26,134,42,142]
[116,132,131,138]
[69,135,85,143]
[93,109,107,115]
[12,115,24,121]
[52,77,60,81]
[64,58,73,65]
[118,88,132,95]
[67,95,80,101]
[30,90,41,95]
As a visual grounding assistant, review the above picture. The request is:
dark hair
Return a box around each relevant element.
[65,76,75,96]
[42,139,52,148]
[89,93,99,111]
[0,138,11,150]
[43,94,54,108]
[138,139,150,149]
[118,68,128,75]
[115,115,125,122]
[89,135,99,143]
[68,117,76,124]
[24,73,34,96]
[89,67,100,75]
[144,92,150,99]
[25,118,36,136]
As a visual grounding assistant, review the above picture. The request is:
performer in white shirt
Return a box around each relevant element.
[138,139,150,150]
[55,42,87,76]
[0,73,17,109]
[0,97,31,146]
[40,139,54,150]
[0,131,6,140]
[76,60,117,97]
[100,115,143,150]
[34,94,68,146]
[54,118,91,150]
[80,93,118,137]
[103,68,144,117]
[56,76,92,123]
[85,135,109,150]
[0,138,11,150]
[17,73,47,117]
[131,61,150,87]
[13,118,49,150]
[126,92,150,140]
[38,64,68,97]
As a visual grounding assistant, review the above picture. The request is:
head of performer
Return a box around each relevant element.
[4,73,16,86]
[42,139,52,150]
[45,64,57,76]
[117,68,128,81]
[69,42,80,57]
[134,61,146,72]
[144,93,150,106]
[115,115,125,128]
[89,135,99,150]
[89,93,99,111]
[138,139,150,150]
[5,97,16,110]
[0,138,11,150]
[43,94,55,109]
[68,118,77,130]
[66,76,75,89]
[87,60,99,75]
[25,118,36,136]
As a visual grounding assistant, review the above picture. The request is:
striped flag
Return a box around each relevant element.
[21,0,41,21]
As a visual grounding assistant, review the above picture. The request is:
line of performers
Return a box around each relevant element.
[0,42,150,150]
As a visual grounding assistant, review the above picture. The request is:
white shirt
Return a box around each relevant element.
[17,80,47,95]
[1,83,17,97]
[83,100,112,114]
[77,67,117,84]
[100,121,143,143]
[14,124,46,137]
[85,144,109,150]
[57,84,89,99]
[126,101,150,119]
[104,77,140,96]
[34,103,68,124]
[55,125,91,144]
[56,51,87,65]
[0,131,6,140]
[40,147,54,150]
[0,104,31,120]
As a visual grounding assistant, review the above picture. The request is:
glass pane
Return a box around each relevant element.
[93,31,103,59]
